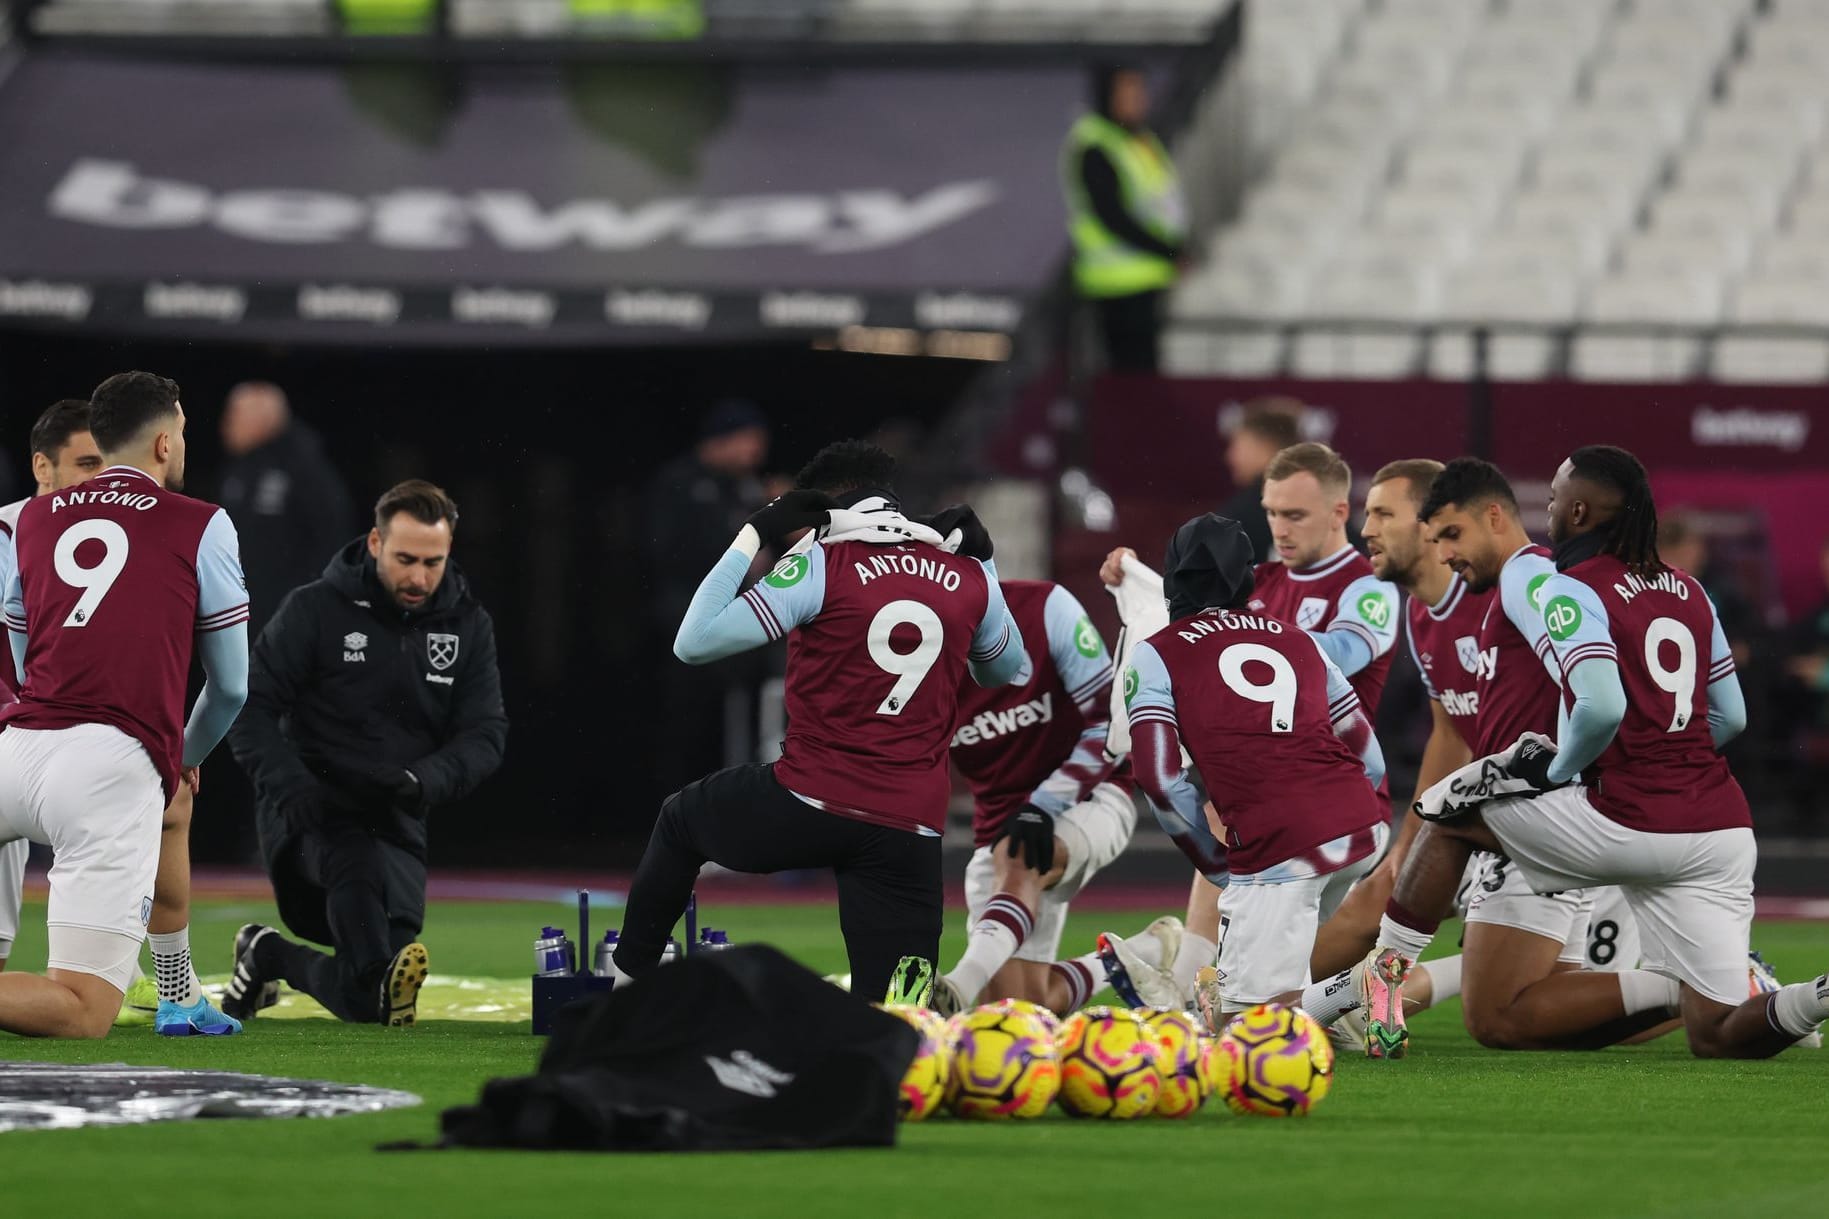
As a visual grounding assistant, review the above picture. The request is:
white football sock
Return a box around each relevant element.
[148,927,203,1007]
[1771,975,1829,1039]
[1377,915,1436,965]
[1171,932,1219,996]
[1417,955,1463,1007]
[1298,967,1360,1027]
[1050,953,1105,1012]
[945,893,1033,1006]
[1617,969,1681,1017]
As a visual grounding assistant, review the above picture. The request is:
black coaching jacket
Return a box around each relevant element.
[229,536,508,865]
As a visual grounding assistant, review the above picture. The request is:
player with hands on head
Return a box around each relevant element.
[609,440,1026,1005]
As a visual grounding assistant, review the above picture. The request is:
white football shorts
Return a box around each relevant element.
[0,724,162,990]
[1583,883,1642,973]
[0,836,26,959]
[1216,823,1389,1010]
[964,782,1133,964]
[1481,785,1753,1005]
[1462,850,1592,966]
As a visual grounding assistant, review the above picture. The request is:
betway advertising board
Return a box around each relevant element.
[0,57,1076,343]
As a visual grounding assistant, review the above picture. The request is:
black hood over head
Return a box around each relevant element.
[1162,513,1257,619]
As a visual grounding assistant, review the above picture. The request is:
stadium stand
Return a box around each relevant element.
[1169,0,1829,382]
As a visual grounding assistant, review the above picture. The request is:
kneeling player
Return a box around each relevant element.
[1363,447,1828,1058]
[936,577,1175,1016]
[1123,515,1388,1030]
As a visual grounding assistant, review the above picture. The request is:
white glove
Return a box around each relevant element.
[1106,554,1168,759]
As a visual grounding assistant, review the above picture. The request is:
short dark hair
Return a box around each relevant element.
[375,479,459,534]
[1371,458,1446,510]
[794,440,896,498]
[1264,441,1351,498]
[1234,399,1303,451]
[89,371,180,455]
[30,399,93,461]
[1569,445,1662,577]
[1418,457,1520,522]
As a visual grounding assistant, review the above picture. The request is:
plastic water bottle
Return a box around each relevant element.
[592,930,620,977]
[534,926,574,978]
[699,928,732,952]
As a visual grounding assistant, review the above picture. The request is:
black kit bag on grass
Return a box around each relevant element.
[433,945,917,1152]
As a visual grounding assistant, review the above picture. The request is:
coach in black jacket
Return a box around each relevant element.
[225,479,507,1025]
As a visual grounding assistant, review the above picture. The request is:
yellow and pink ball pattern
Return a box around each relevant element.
[1055,1006,1162,1119]
[1215,1002,1335,1117]
[946,1004,1060,1120]
[1139,1008,1210,1118]
[881,1004,952,1121]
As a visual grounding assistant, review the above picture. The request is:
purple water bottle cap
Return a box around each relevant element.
[540,926,564,938]
[707,930,729,945]
[602,929,619,943]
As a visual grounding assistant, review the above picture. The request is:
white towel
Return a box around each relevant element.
[1105,554,1169,758]
[783,496,952,558]
[1415,732,1559,822]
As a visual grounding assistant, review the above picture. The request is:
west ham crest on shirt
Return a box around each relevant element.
[1455,635,1482,674]
[427,633,459,671]
[1296,596,1330,630]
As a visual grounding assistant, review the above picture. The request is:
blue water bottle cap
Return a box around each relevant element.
[602,929,619,943]
[707,930,729,945]
[540,926,564,938]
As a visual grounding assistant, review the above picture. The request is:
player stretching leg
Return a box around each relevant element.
[1123,515,1388,1033]
[1098,444,1400,1008]
[0,399,231,1035]
[0,373,248,1038]
[936,577,1165,1017]
[1362,447,1827,1058]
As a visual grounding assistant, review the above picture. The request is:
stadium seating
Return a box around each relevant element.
[1169,0,1829,382]
[21,0,1238,42]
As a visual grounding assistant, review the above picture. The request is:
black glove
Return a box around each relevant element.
[923,504,994,561]
[1505,734,1566,795]
[997,804,1055,874]
[392,768,424,811]
[746,490,837,549]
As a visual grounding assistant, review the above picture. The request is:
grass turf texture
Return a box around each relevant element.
[5,898,1829,1219]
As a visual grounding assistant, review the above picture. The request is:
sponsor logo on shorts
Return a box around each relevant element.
[764,554,808,589]
[1544,596,1583,641]
[140,896,152,926]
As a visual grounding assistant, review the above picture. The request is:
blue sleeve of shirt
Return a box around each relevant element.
[1308,634,1383,787]
[1314,573,1399,677]
[1124,641,1218,859]
[674,538,827,663]
[969,560,1025,687]
[0,529,19,687]
[184,621,249,768]
[194,510,250,629]
[1498,550,1561,682]
[1547,657,1627,784]
[1043,583,1115,710]
[1703,592,1747,747]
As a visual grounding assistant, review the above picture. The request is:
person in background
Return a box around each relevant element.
[1659,515,1757,668]
[1217,399,1304,565]
[1062,63,1188,373]
[644,401,772,793]
[218,383,355,638]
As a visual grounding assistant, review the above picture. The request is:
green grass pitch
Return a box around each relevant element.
[5,897,1829,1218]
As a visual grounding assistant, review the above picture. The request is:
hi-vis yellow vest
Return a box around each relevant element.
[336,0,437,34]
[569,0,705,39]
[1062,114,1186,298]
